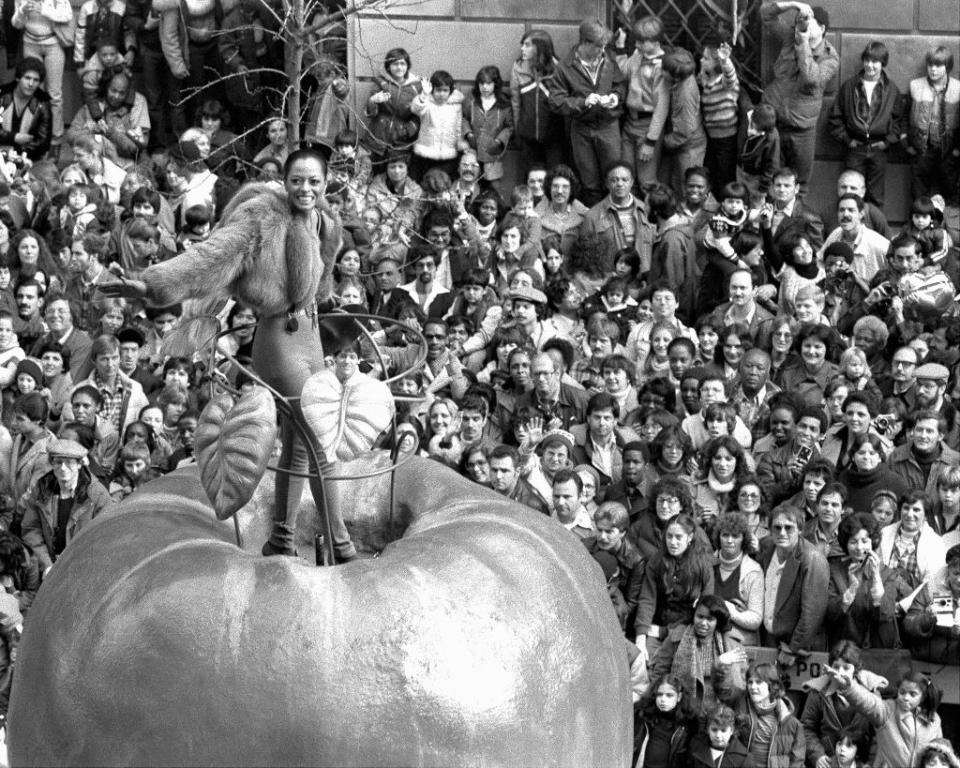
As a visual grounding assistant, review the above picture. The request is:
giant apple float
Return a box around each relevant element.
[8,394,631,766]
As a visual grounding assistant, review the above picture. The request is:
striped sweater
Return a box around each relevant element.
[699,57,740,139]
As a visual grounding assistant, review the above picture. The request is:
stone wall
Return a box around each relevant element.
[349,0,602,191]
[354,0,960,220]
[774,0,960,221]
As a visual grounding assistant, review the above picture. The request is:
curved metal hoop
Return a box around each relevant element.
[198,309,429,564]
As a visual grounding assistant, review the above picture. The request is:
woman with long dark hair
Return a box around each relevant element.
[634,512,714,662]
[509,29,563,174]
[689,435,751,528]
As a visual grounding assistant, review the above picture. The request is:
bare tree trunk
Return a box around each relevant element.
[285,0,306,147]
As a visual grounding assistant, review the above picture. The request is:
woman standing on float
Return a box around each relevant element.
[103,148,357,561]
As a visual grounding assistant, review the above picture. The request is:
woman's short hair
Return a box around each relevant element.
[712,511,757,555]
[899,489,933,518]
[383,47,411,71]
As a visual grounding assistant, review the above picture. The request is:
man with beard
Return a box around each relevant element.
[914,363,959,450]
[29,296,91,378]
[886,410,960,508]
[820,169,891,236]
[64,229,120,334]
[13,280,44,352]
[818,193,889,294]
[399,250,453,319]
[449,150,484,208]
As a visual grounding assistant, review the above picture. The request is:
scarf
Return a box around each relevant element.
[646,355,671,378]
[718,552,743,580]
[708,471,735,495]
[656,458,684,477]
[844,463,880,488]
[792,260,820,279]
[752,696,778,715]
[673,625,723,711]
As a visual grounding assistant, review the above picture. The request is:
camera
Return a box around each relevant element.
[793,443,814,465]
[932,596,953,612]
[874,415,890,433]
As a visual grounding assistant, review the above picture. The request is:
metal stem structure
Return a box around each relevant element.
[197,310,429,564]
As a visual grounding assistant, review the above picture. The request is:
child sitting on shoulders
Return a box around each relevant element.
[507,184,543,245]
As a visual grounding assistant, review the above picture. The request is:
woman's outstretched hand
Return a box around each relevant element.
[97,277,149,300]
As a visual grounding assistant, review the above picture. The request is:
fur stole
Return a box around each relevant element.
[143,182,342,317]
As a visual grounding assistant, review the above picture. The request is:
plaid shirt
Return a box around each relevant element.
[570,357,604,391]
[888,530,919,586]
[94,373,125,432]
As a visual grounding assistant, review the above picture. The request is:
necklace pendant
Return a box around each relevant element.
[285,315,299,333]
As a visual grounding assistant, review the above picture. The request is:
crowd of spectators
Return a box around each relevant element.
[0,0,957,763]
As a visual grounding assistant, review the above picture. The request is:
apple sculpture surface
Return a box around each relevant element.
[8,395,631,766]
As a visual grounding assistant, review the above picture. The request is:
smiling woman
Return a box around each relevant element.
[99,148,349,560]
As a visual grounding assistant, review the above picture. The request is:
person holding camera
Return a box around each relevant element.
[819,193,890,295]
[759,2,839,195]
[905,543,960,664]
[842,234,924,338]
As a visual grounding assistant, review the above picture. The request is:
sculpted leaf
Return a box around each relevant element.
[301,369,395,462]
[196,388,277,519]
